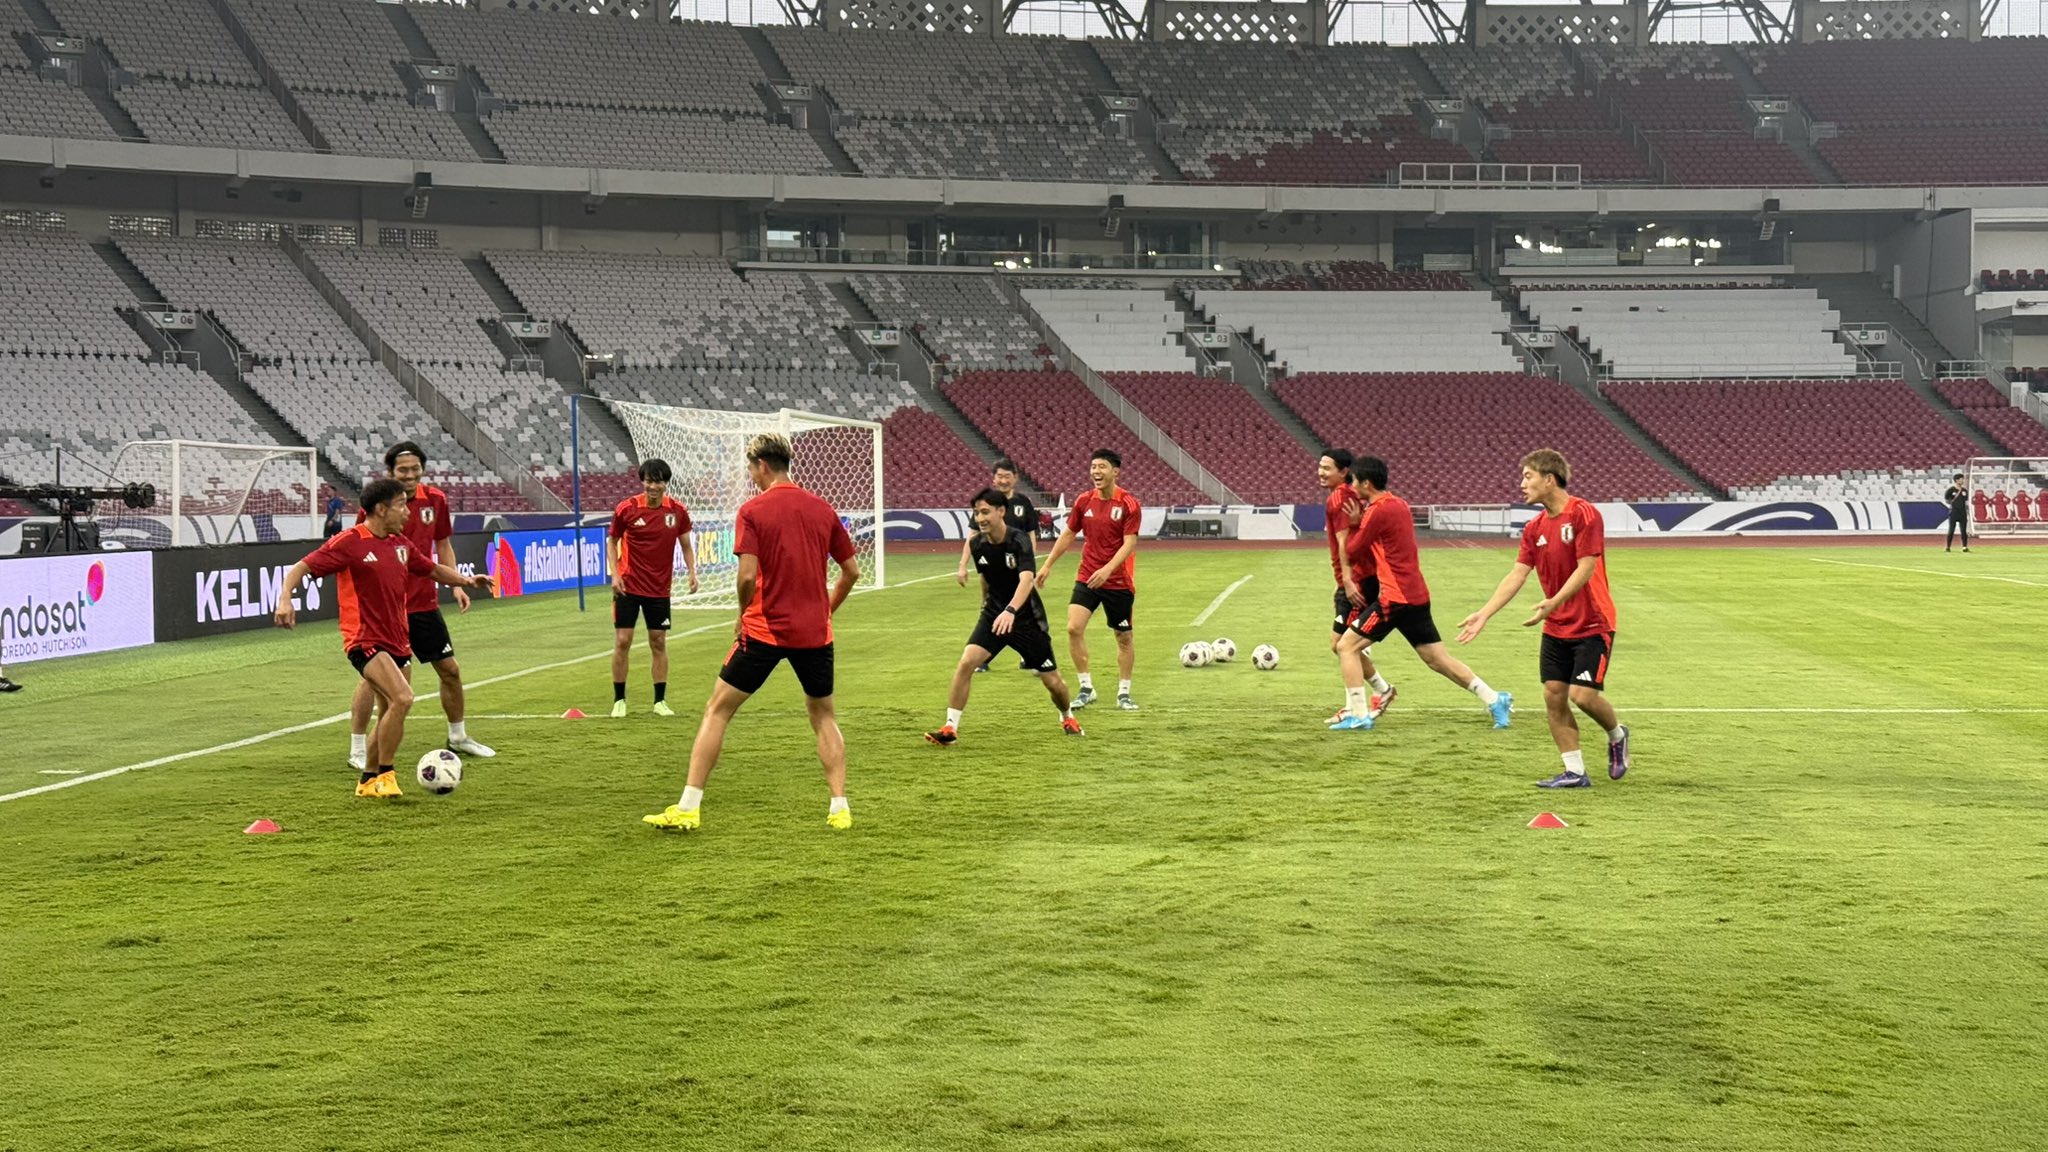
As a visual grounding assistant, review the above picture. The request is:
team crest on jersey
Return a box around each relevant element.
[395,545,409,565]
[1004,553,1016,569]
[418,506,435,525]
[664,513,677,528]
[1110,505,1124,523]
[1012,503,1025,519]
[1561,523,1575,544]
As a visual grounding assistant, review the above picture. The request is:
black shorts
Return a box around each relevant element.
[1330,579,1381,635]
[347,647,411,677]
[408,609,454,664]
[1349,601,1442,647]
[719,637,835,698]
[967,604,1058,672]
[613,592,672,632]
[1542,632,1614,691]
[1069,582,1134,632]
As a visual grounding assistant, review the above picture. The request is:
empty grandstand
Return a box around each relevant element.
[1522,288,1857,378]
[1194,290,1521,375]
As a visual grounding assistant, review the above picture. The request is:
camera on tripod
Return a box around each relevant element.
[0,481,156,553]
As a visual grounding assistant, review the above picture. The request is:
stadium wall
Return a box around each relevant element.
[1882,209,1981,359]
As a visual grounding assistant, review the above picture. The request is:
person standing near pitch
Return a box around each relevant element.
[346,441,496,770]
[1458,449,1629,788]
[1036,449,1141,711]
[645,434,858,832]
[956,457,1039,673]
[1332,456,1512,731]
[609,458,699,718]
[277,479,494,797]
[927,487,1084,745]
[1320,448,1395,726]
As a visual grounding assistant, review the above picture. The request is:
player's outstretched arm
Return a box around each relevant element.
[439,539,470,612]
[273,560,314,629]
[431,563,494,597]
[1457,562,1534,643]
[1524,555,1599,628]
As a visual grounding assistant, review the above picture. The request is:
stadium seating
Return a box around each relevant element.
[595,367,917,424]
[1095,41,1419,129]
[1273,372,1694,504]
[1729,467,1954,502]
[486,252,851,371]
[1231,260,1465,292]
[0,69,114,142]
[1021,289,1197,374]
[1172,123,1470,186]
[1980,270,2048,293]
[879,406,992,510]
[1602,380,1979,492]
[836,120,1155,183]
[481,106,833,175]
[1581,45,1812,186]
[411,8,767,115]
[1193,290,1519,374]
[1520,289,1855,378]
[1936,377,2048,456]
[1102,373,1310,504]
[849,274,1045,373]
[942,371,1205,505]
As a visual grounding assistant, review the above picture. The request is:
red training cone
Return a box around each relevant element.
[1527,812,1569,829]
[244,819,281,835]
[562,708,588,719]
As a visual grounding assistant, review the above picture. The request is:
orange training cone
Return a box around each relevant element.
[1527,812,1568,829]
[244,819,281,835]
[562,708,588,719]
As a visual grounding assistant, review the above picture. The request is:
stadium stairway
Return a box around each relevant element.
[1722,47,1841,186]
[202,0,330,151]
[1073,42,1184,182]
[739,27,862,175]
[1797,272,2003,456]
[464,256,637,479]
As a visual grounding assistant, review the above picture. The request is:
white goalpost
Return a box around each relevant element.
[608,402,885,608]
[1961,456,2048,538]
[97,439,321,547]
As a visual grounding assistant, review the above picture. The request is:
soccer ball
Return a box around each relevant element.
[1179,641,1212,668]
[416,748,463,794]
[1209,638,1237,663]
[1251,644,1280,671]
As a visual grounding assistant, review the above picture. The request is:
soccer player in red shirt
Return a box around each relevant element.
[1458,449,1629,789]
[1320,448,1395,725]
[608,458,699,718]
[1036,448,1141,711]
[1331,455,1512,731]
[345,441,495,772]
[645,433,859,833]
[276,478,494,797]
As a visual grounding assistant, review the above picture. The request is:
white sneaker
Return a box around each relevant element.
[447,734,496,758]
[610,700,628,719]
[1116,694,1139,711]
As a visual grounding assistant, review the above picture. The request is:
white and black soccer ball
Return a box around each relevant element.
[1251,644,1280,671]
[1209,638,1237,663]
[1179,641,1212,668]
[416,748,463,794]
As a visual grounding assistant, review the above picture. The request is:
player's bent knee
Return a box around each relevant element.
[1568,686,1604,710]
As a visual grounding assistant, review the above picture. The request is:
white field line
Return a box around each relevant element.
[1190,575,1254,628]
[1808,557,2048,588]
[0,620,728,804]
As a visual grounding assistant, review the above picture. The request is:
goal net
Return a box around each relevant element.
[1962,456,2048,537]
[97,440,320,548]
[607,402,884,608]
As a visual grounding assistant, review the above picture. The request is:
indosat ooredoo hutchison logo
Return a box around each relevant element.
[0,555,157,664]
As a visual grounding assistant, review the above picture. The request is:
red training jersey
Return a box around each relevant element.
[1067,486,1142,592]
[736,483,855,649]
[1518,496,1616,639]
[303,524,436,657]
[1345,492,1430,606]
[356,482,452,614]
[1325,485,1365,585]
[609,495,693,599]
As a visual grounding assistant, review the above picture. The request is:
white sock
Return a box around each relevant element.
[448,721,466,741]
[945,707,962,730]
[1117,679,1131,697]
[1467,677,1501,707]
[1561,749,1586,777]
[829,795,849,814]
[1607,725,1625,744]
[349,733,367,757]
[679,785,704,812]
[1368,673,1391,695]
[1345,686,1369,716]
[1060,705,1073,719]
[1078,672,1093,691]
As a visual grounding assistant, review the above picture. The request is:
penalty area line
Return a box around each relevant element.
[1190,575,1254,628]
[1808,557,2048,588]
[0,620,732,805]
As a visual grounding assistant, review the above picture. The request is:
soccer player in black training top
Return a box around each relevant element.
[927,488,1083,745]
[956,458,1040,672]
[1944,473,1970,553]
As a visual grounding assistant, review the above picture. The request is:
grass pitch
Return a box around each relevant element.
[3,542,2046,1151]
